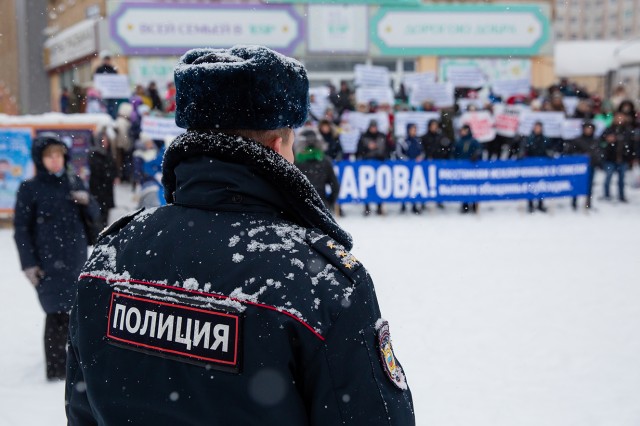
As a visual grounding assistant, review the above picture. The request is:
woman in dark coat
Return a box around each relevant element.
[295,129,340,213]
[356,120,388,215]
[89,130,118,229]
[13,134,100,380]
[453,124,482,214]
[521,121,551,213]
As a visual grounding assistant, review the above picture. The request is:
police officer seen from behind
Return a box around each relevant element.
[66,45,415,425]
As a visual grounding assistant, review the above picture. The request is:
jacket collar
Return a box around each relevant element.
[162,130,352,249]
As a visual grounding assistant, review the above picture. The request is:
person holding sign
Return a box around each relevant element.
[396,123,425,214]
[522,122,551,213]
[454,125,482,214]
[357,120,389,215]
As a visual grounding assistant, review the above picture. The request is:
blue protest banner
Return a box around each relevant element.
[335,157,590,203]
[0,128,34,212]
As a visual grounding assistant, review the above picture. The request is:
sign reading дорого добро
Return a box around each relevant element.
[372,4,551,56]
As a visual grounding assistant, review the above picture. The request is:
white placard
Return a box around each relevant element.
[141,116,185,140]
[409,83,454,108]
[492,78,531,98]
[518,111,566,137]
[355,87,395,106]
[562,97,580,117]
[561,119,584,140]
[445,65,486,88]
[354,64,391,87]
[309,87,331,120]
[345,111,390,134]
[307,5,368,53]
[460,111,496,143]
[394,111,441,137]
[339,129,361,154]
[403,72,436,89]
[93,74,131,99]
[457,98,485,112]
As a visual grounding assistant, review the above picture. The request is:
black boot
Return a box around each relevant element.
[537,200,547,213]
[527,200,535,213]
[45,312,69,381]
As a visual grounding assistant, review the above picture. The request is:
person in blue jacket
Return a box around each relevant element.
[66,45,415,426]
[13,134,100,381]
[454,124,482,213]
[396,123,425,214]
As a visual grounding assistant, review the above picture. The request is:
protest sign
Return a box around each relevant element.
[493,104,528,137]
[309,86,331,120]
[457,98,485,113]
[403,72,436,89]
[518,111,565,138]
[141,116,185,141]
[562,97,580,117]
[334,157,589,203]
[93,74,131,99]
[460,111,496,143]
[345,111,390,134]
[354,64,391,87]
[355,87,395,106]
[444,65,486,87]
[561,119,584,140]
[338,129,361,154]
[394,111,440,137]
[409,82,454,108]
[0,129,34,213]
[492,78,531,98]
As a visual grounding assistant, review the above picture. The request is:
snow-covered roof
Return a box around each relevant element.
[554,41,621,76]
[0,113,113,128]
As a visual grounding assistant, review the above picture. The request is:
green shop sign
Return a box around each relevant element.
[371,4,551,56]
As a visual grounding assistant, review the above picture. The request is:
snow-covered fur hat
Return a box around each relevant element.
[174,45,309,131]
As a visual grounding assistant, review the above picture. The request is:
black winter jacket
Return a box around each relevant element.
[88,146,117,211]
[421,130,453,159]
[295,153,340,208]
[66,131,415,425]
[14,138,100,313]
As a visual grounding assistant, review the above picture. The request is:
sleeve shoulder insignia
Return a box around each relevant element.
[97,208,146,242]
[307,230,364,281]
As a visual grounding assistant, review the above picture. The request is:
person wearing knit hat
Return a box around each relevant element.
[67,45,415,425]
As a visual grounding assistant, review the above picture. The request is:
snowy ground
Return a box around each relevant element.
[1,175,639,425]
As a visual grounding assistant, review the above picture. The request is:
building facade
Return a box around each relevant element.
[555,0,640,40]
[39,0,555,112]
[0,0,50,115]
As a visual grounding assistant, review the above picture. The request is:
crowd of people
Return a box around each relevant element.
[59,52,639,219]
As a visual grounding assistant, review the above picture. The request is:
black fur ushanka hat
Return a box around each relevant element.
[174,45,309,131]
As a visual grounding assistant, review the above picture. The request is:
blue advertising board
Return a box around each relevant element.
[0,128,34,212]
[335,157,590,203]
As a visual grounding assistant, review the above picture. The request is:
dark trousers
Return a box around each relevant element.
[572,165,595,208]
[45,312,69,380]
[604,162,627,200]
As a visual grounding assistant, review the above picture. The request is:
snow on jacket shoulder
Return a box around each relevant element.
[66,131,415,426]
